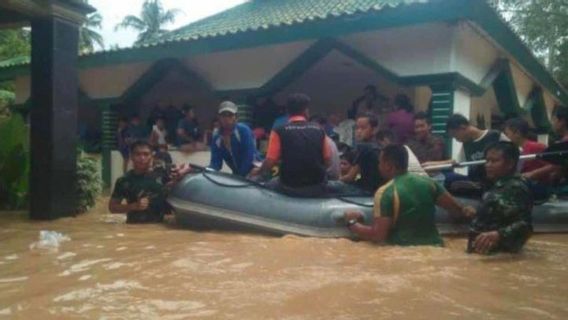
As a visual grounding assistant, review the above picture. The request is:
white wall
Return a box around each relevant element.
[185,40,315,91]
[342,22,454,77]
[80,62,152,99]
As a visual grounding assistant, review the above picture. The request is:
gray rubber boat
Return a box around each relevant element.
[168,170,568,238]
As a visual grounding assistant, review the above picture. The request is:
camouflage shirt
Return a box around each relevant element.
[111,170,169,223]
[471,175,533,252]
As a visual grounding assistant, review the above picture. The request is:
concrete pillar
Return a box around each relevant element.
[29,16,80,219]
[430,86,472,173]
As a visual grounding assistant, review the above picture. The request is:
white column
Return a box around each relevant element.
[452,89,472,174]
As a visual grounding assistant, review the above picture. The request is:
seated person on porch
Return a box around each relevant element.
[128,114,149,142]
[376,130,427,177]
[150,117,168,148]
[407,111,446,164]
[343,145,473,246]
[250,93,331,197]
[386,93,415,144]
[177,106,202,152]
[467,141,533,254]
[340,112,384,193]
[109,141,189,224]
[209,101,259,177]
[423,113,510,188]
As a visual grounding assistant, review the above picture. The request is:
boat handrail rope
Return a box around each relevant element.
[423,149,568,171]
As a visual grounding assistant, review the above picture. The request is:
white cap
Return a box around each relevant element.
[218,101,238,114]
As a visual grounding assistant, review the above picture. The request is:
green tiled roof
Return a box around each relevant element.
[152,0,428,45]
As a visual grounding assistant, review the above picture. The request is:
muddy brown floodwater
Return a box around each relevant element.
[1,197,568,319]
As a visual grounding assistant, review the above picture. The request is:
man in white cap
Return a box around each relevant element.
[209,101,259,177]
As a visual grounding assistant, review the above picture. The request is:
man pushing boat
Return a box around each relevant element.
[344,144,474,246]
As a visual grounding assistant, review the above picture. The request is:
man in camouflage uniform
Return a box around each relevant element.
[468,141,533,254]
[109,140,188,223]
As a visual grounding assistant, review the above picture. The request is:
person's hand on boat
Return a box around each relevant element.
[248,167,261,177]
[473,231,500,254]
[171,163,192,181]
[344,211,364,224]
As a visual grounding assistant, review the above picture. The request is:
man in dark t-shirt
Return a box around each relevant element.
[340,112,384,193]
[423,114,509,188]
[109,141,189,223]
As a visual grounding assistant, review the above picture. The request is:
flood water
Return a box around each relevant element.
[1,197,568,319]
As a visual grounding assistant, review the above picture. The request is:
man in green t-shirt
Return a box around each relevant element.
[108,141,190,223]
[344,145,474,246]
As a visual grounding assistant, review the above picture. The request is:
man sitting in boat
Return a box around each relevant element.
[209,101,259,177]
[344,144,473,246]
[423,114,510,190]
[340,112,385,193]
[467,142,533,254]
[108,141,189,223]
[250,93,332,196]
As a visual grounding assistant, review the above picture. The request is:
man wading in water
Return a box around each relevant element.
[108,141,189,223]
[344,145,473,246]
[467,142,534,254]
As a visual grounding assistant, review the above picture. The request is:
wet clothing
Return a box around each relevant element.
[353,142,383,193]
[457,130,508,181]
[407,134,446,163]
[210,123,259,177]
[470,175,533,253]
[266,115,331,188]
[153,150,173,182]
[111,170,169,224]
[374,173,446,246]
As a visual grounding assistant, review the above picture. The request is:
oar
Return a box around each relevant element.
[423,146,568,172]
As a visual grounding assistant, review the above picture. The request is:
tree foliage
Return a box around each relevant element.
[79,12,105,53]
[492,0,568,88]
[115,0,182,45]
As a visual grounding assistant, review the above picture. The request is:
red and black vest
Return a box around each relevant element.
[275,120,326,187]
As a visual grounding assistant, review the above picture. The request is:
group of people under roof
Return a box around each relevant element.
[108,86,568,255]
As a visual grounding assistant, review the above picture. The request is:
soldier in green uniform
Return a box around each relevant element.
[108,140,189,223]
[468,141,533,254]
[344,145,474,246]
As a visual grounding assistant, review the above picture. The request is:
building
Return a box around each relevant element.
[1,0,566,188]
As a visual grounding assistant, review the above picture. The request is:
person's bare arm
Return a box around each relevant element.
[436,191,474,218]
[340,165,360,182]
[523,164,561,181]
[249,158,277,178]
[345,211,392,242]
